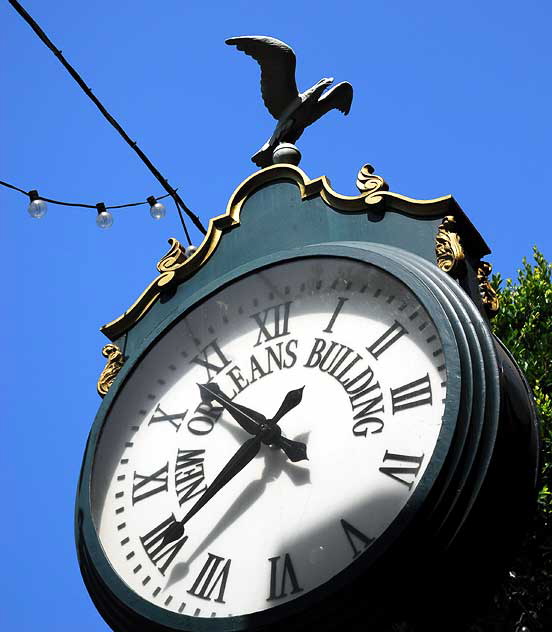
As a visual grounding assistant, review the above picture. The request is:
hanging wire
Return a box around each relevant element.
[0,179,172,210]
[8,0,206,243]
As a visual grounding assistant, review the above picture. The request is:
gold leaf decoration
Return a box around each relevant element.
[435,215,465,276]
[477,261,500,317]
[97,344,125,398]
[156,237,187,274]
[355,164,389,205]
[101,163,461,341]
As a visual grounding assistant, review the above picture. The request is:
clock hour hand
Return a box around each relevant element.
[161,435,262,547]
[271,386,304,424]
[198,383,308,462]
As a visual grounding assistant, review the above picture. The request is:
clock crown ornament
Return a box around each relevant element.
[77,35,539,632]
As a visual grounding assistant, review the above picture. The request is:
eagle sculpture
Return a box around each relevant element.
[226,36,353,168]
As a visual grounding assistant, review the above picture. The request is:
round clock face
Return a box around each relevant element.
[91,255,450,623]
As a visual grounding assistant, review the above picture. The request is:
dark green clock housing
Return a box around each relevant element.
[77,163,539,631]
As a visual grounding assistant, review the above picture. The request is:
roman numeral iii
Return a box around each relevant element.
[390,373,432,413]
[251,301,292,346]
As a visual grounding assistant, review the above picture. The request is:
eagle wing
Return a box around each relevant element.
[309,81,353,126]
[226,36,299,120]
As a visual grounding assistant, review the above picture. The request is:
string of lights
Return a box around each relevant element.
[8,0,207,241]
[0,179,175,229]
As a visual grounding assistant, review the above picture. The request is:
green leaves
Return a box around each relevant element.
[487,247,552,632]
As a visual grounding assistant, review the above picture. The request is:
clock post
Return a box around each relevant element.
[77,35,540,632]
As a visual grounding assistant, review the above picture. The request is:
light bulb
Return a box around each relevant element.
[150,201,166,220]
[96,210,113,229]
[28,198,47,219]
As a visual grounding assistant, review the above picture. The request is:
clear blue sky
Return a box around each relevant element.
[1,1,550,629]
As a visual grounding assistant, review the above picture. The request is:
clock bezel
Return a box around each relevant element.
[76,242,462,632]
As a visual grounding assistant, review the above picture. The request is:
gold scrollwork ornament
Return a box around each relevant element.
[355,164,389,204]
[435,215,465,276]
[477,261,500,317]
[97,344,125,398]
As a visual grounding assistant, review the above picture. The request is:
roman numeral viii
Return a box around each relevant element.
[188,553,231,603]
[140,514,188,575]
[379,451,425,490]
[390,373,432,414]
[267,553,303,601]
[251,301,292,346]
[132,462,169,504]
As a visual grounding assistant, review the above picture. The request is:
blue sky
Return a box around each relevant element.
[1,1,551,630]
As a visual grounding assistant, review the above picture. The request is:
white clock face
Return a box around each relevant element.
[91,256,448,620]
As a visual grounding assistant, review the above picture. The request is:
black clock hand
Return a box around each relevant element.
[198,382,263,434]
[271,386,304,424]
[161,435,262,547]
[198,383,307,462]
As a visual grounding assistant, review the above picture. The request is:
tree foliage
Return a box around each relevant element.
[473,247,552,632]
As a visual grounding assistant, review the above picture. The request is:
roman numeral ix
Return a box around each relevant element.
[132,462,169,504]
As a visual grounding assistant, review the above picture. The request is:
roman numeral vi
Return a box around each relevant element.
[267,553,303,601]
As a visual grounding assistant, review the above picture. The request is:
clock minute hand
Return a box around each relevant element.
[198,382,261,435]
[161,435,262,547]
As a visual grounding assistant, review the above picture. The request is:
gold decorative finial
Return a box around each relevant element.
[435,215,465,276]
[355,164,389,204]
[97,344,124,397]
[157,237,187,274]
[477,261,500,317]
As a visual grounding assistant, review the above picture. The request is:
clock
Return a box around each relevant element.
[77,165,538,631]
[78,240,507,631]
